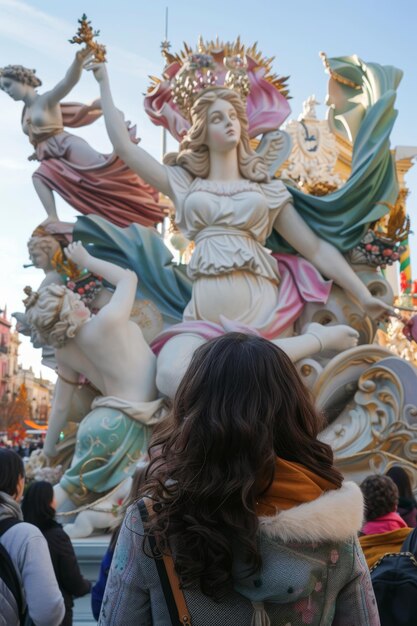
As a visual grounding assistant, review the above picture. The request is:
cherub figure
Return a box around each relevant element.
[24,242,165,512]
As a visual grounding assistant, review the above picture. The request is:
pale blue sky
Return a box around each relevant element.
[1,0,416,379]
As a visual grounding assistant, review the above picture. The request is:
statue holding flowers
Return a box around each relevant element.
[0,15,165,228]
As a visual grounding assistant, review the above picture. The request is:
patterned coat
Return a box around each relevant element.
[99,481,380,625]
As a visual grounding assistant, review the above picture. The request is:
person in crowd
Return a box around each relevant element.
[99,332,379,625]
[359,474,412,568]
[91,525,120,622]
[91,463,149,620]
[0,448,65,626]
[386,465,417,528]
[21,480,91,626]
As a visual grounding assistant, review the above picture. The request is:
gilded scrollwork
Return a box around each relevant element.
[317,349,417,482]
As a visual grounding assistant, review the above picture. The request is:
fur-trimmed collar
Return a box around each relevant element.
[258,481,363,543]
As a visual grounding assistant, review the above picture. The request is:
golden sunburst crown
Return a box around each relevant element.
[148,36,291,115]
[145,36,292,140]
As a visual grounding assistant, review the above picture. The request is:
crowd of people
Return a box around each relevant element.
[1,333,416,625]
[0,436,44,457]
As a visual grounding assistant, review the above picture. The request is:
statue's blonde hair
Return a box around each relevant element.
[164,88,269,182]
[25,284,88,348]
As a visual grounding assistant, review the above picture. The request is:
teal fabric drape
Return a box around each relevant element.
[74,215,192,325]
[267,56,402,253]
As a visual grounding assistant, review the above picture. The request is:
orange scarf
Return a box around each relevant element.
[255,457,338,516]
[359,527,412,569]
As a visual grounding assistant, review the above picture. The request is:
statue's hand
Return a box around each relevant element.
[43,441,58,459]
[12,312,30,335]
[64,241,90,268]
[40,216,60,227]
[85,61,108,84]
[361,295,394,321]
[75,47,95,65]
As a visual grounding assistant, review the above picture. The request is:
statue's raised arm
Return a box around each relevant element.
[0,47,166,227]
[87,62,172,197]
[63,240,138,326]
[41,49,94,107]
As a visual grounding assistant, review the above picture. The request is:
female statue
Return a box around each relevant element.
[24,242,165,511]
[87,57,391,398]
[27,225,74,288]
[267,52,402,254]
[0,53,165,227]
[13,227,73,368]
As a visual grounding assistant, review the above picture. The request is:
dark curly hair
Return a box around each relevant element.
[144,332,343,600]
[0,449,24,502]
[386,466,416,502]
[360,474,399,521]
[21,481,55,530]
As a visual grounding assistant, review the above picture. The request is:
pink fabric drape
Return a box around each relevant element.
[60,100,103,128]
[32,102,166,228]
[151,253,331,354]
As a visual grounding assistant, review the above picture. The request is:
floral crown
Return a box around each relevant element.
[355,189,410,268]
[145,38,291,142]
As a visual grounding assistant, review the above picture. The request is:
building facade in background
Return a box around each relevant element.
[0,307,54,432]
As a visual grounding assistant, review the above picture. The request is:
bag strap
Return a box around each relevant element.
[0,517,22,537]
[0,518,26,623]
[138,499,191,626]
[401,527,417,555]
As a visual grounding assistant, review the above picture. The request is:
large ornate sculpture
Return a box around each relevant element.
[12,29,417,536]
[87,46,392,399]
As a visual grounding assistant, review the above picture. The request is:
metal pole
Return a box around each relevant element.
[159,7,170,238]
